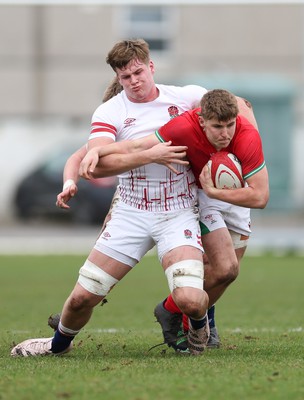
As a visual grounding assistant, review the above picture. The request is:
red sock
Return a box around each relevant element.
[164,294,182,314]
[182,314,189,332]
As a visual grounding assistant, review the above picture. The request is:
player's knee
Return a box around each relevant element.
[165,259,207,317]
[78,259,118,296]
[216,259,239,285]
[180,298,202,317]
[231,260,240,280]
[68,291,92,312]
[174,287,208,318]
[226,259,239,282]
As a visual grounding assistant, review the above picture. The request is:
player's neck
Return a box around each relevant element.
[128,85,159,103]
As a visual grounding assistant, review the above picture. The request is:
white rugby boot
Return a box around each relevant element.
[11,337,73,357]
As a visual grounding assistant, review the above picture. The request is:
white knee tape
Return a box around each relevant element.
[78,260,118,296]
[165,260,204,292]
[229,230,249,249]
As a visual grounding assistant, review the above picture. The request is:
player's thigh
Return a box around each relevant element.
[203,230,248,262]
[235,245,247,263]
[88,248,132,281]
[162,245,203,270]
[157,207,203,268]
[95,202,154,263]
[202,227,237,271]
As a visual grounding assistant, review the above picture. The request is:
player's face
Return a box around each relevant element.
[200,117,237,150]
[116,59,158,103]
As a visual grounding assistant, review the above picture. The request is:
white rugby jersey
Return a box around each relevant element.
[89,84,207,212]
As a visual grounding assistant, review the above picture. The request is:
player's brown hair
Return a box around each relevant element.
[106,39,150,72]
[200,89,239,122]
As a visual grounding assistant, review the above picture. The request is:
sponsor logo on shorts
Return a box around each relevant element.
[103,231,111,239]
[184,229,193,239]
[204,214,217,224]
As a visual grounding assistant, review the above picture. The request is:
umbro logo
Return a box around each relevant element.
[124,118,136,126]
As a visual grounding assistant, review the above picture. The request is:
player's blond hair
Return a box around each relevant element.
[106,39,150,72]
[200,89,239,122]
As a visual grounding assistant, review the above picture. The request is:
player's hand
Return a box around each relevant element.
[56,180,78,209]
[148,142,189,174]
[79,148,100,180]
[199,164,215,195]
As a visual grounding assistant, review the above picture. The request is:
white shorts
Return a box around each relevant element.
[198,189,251,237]
[94,201,202,267]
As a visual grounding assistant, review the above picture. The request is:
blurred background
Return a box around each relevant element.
[0,0,304,254]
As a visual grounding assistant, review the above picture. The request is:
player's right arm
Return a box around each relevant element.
[80,134,189,179]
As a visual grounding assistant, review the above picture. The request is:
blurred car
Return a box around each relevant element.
[14,148,118,225]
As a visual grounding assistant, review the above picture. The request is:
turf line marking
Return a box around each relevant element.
[229,327,303,333]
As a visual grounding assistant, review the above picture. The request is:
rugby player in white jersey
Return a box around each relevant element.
[11,39,210,357]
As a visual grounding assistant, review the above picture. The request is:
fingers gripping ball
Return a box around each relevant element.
[207,152,244,189]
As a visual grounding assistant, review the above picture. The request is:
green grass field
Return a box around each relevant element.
[0,254,303,400]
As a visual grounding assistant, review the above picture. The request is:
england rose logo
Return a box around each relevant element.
[168,106,179,119]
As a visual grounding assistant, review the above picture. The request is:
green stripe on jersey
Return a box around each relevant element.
[243,161,266,180]
[155,130,165,143]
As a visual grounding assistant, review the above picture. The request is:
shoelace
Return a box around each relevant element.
[147,330,188,353]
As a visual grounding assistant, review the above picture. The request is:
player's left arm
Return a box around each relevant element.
[200,165,269,209]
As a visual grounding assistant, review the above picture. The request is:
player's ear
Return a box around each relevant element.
[149,60,155,74]
[198,115,205,128]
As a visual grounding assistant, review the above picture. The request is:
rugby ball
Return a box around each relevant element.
[207,152,244,189]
